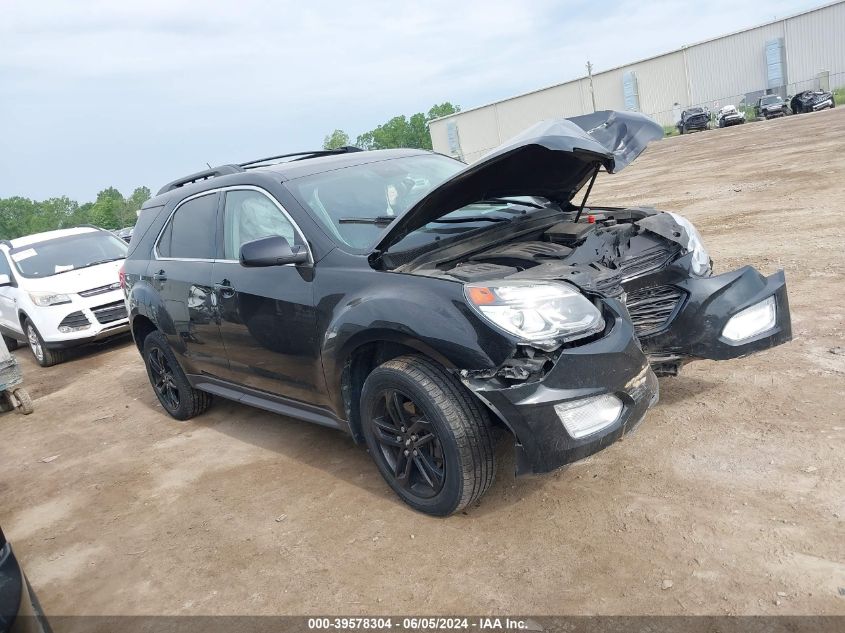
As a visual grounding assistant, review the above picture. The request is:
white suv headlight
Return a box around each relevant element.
[667,212,711,276]
[465,280,604,349]
[29,291,72,307]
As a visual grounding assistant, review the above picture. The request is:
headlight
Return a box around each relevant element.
[666,212,711,276]
[465,280,604,349]
[29,291,72,307]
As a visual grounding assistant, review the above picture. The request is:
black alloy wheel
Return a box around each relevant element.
[148,346,180,411]
[142,330,212,420]
[360,355,496,516]
[370,388,446,498]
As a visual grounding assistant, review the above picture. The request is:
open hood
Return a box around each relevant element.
[374,110,664,254]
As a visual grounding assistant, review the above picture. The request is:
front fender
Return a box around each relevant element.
[316,268,517,412]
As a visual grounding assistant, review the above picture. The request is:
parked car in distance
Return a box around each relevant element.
[124,111,791,515]
[114,227,134,243]
[715,105,746,128]
[0,227,129,366]
[790,89,835,114]
[754,94,788,119]
[0,525,51,633]
[677,107,710,134]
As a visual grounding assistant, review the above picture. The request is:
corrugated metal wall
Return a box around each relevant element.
[430,0,845,161]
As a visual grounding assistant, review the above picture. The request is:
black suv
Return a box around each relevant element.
[754,94,789,119]
[123,111,791,515]
[677,107,710,134]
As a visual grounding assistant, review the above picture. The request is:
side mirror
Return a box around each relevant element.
[240,235,309,267]
[0,274,10,287]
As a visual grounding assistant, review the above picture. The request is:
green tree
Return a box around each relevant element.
[351,102,461,151]
[323,129,351,150]
[123,186,151,224]
[88,187,126,230]
[427,102,461,120]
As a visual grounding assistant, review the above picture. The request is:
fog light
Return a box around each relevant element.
[554,394,623,439]
[58,324,90,333]
[722,296,776,342]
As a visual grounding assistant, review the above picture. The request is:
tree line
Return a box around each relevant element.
[0,186,151,240]
[1,102,460,241]
[323,102,460,151]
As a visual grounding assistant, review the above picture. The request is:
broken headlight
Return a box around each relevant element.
[667,212,711,276]
[465,280,604,349]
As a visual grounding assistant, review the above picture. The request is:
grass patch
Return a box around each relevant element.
[663,125,679,137]
[834,87,845,106]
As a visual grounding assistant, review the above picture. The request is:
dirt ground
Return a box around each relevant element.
[1,109,843,618]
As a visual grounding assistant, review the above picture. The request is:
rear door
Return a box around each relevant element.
[152,192,230,377]
[210,187,327,406]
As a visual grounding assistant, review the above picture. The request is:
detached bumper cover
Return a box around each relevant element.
[634,261,792,360]
[463,301,658,475]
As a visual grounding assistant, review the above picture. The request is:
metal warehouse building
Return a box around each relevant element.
[430,0,845,162]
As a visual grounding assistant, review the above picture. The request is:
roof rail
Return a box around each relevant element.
[239,146,363,169]
[157,164,245,195]
[157,147,364,196]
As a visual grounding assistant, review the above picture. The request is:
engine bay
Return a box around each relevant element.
[410,207,684,299]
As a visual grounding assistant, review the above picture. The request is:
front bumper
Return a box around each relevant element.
[32,290,129,349]
[629,256,792,361]
[463,301,659,475]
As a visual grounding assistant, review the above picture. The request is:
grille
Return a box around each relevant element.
[625,285,685,336]
[92,300,127,325]
[616,245,678,281]
[59,311,91,329]
[79,282,121,298]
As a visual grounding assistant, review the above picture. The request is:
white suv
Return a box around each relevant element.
[0,227,129,366]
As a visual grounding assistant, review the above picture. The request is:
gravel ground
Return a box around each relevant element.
[1,108,843,617]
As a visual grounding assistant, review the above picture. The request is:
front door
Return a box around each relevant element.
[153,191,230,377]
[0,253,19,337]
[211,188,327,406]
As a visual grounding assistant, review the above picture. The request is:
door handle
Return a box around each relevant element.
[214,281,235,298]
[152,270,167,282]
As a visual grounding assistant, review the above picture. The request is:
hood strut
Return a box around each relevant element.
[574,165,600,223]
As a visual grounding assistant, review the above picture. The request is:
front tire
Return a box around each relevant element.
[142,330,212,420]
[24,319,66,367]
[360,355,496,516]
[3,335,20,351]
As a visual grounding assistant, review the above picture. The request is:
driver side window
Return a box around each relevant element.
[223,190,302,260]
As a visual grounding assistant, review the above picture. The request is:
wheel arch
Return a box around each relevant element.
[336,334,458,444]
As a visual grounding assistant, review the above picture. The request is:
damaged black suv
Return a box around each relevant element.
[123,111,791,515]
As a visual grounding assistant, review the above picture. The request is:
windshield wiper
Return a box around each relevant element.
[338,216,396,225]
[476,198,544,209]
[430,216,511,224]
[60,257,125,273]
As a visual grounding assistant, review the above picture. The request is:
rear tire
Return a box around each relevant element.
[24,319,66,367]
[360,355,496,516]
[3,335,20,351]
[142,330,212,420]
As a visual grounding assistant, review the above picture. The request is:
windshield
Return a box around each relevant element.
[10,231,128,278]
[761,95,780,105]
[287,154,549,252]
[286,154,462,250]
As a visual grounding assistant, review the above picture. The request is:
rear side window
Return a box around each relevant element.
[222,190,302,260]
[158,193,218,259]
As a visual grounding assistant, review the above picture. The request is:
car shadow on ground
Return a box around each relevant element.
[13,334,134,399]
[130,371,722,517]
[654,375,720,406]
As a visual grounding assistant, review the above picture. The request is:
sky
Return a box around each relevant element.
[0,0,827,202]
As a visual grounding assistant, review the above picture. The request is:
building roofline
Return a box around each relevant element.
[428,0,843,125]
